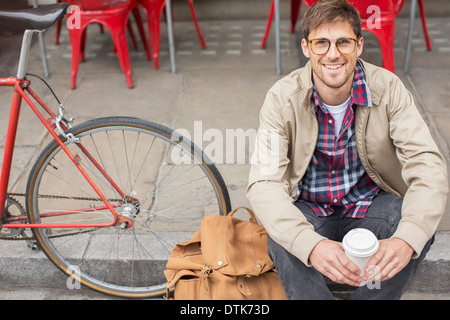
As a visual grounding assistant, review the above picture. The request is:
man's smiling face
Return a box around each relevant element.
[301,20,364,91]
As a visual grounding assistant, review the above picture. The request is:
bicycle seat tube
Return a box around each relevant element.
[1,29,41,220]
[17,29,39,80]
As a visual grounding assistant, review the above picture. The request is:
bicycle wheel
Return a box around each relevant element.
[26,116,231,298]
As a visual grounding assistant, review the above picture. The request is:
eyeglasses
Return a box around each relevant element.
[308,38,358,55]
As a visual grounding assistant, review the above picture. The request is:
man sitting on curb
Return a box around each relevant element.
[247,0,448,299]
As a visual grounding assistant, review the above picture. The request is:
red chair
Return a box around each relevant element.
[65,0,148,89]
[139,0,206,69]
[55,1,150,56]
[348,0,404,72]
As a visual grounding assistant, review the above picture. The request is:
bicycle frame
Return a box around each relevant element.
[0,31,131,230]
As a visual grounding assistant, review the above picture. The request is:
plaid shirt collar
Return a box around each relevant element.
[312,61,372,111]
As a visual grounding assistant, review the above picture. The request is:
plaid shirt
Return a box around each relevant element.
[297,62,381,218]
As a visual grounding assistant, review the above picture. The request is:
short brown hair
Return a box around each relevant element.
[302,0,362,40]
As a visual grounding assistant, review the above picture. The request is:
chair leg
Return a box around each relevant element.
[370,21,396,73]
[68,26,84,89]
[80,28,87,62]
[110,25,134,88]
[55,19,61,45]
[261,0,275,49]
[290,0,301,33]
[141,0,165,69]
[379,40,395,73]
[186,0,206,48]
[127,20,138,49]
[133,7,151,60]
[55,0,62,45]
[418,0,432,51]
[148,13,161,69]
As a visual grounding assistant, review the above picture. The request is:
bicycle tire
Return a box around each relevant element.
[26,116,231,298]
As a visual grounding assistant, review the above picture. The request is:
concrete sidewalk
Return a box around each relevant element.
[0,13,449,299]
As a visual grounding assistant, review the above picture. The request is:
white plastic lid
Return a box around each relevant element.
[342,228,379,257]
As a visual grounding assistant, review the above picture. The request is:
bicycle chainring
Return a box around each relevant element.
[0,196,26,238]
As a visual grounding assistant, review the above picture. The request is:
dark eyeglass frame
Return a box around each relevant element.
[308,37,359,55]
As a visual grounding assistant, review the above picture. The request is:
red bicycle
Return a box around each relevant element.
[0,3,230,298]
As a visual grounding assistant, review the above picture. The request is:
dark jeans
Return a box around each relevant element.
[267,193,434,300]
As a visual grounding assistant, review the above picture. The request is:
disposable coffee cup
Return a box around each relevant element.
[342,228,379,280]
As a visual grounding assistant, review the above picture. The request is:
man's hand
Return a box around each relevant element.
[309,239,363,286]
[363,238,414,282]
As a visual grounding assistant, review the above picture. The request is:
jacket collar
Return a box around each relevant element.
[353,59,384,106]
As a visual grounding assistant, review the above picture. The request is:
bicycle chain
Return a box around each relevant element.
[0,227,98,241]
[1,193,122,241]
[7,192,122,202]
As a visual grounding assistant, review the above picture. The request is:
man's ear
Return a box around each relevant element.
[301,38,311,58]
[356,36,364,57]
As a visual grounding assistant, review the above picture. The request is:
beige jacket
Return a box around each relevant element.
[247,59,448,266]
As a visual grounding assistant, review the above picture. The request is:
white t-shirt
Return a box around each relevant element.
[324,96,351,138]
